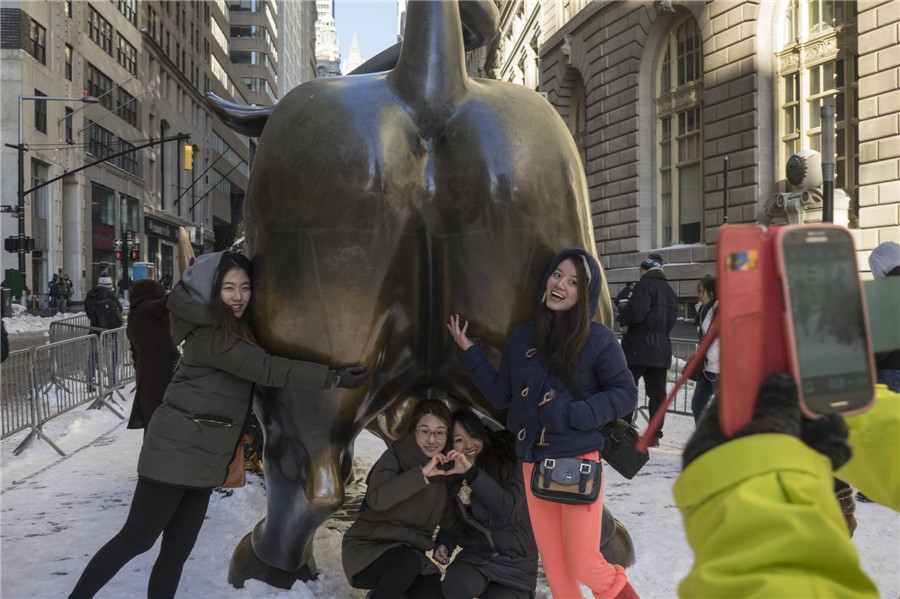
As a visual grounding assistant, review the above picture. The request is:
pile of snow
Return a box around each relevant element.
[2,307,71,335]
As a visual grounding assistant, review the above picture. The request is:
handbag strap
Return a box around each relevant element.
[558,371,586,402]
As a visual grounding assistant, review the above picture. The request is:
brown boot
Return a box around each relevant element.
[835,486,858,536]
[615,580,639,599]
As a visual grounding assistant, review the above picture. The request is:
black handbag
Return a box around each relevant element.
[598,419,648,479]
[559,372,649,480]
[530,456,601,505]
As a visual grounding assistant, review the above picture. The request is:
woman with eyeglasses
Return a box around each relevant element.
[342,399,456,599]
[448,248,639,599]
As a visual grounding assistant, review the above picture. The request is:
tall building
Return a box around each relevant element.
[1,0,145,301]
[279,0,317,94]
[341,33,362,74]
[1,0,316,306]
[314,0,340,77]
[480,0,900,310]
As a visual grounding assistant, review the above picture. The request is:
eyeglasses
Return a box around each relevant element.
[415,428,447,441]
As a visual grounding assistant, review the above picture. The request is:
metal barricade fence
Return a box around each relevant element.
[1,326,135,455]
[48,314,93,343]
[614,332,699,419]
[1,349,35,439]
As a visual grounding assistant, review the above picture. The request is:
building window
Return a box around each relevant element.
[34,90,47,133]
[116,0,138,26]
[91,183,116,226]
[65,108,74,143]
[65,0,72,18]
[656,18,703,246]
[29,20,46,65]
[117,35,138,76]
[89,7,114,55]
[777,0,858,214]
[149,8,157,40]
[65,44,73,80]
[87,63,114,111]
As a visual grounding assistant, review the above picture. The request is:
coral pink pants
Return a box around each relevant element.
[523,452,628,599]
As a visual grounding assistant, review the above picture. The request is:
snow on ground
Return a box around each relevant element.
[2,304,71,335]
[1,387,898,598]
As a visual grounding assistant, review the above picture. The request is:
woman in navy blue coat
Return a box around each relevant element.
[448,248,639,599]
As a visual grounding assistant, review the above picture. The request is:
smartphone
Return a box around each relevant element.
[774,225,875,418]
[716,225,788,436]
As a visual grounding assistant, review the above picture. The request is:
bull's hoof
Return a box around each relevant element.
[600,506,636,568]
[228,533,317,589]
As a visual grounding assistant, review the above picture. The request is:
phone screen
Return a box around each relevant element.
[781,228,873,414]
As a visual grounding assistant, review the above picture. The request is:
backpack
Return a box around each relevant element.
[93,295,123,329]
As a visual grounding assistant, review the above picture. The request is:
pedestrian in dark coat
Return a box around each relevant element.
[342,399,456,599]
[125,279,178,429]
[436,409,538,599]
[69,251,369,599]
[448,247,639,599]
[618,253,677,443]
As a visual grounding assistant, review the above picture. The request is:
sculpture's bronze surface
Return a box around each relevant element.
[220,0,625,588]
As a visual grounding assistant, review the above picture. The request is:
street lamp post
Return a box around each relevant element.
[13,94,98,276]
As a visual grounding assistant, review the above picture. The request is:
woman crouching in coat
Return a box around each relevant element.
[342,399,457,599]
[448,247,639,599]
[435,408,539,599]
[69,251,368,599]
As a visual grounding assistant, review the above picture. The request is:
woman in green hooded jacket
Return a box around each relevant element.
[70,251,368,599]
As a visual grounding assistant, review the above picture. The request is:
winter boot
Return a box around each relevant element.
[615,580,640,599]
[835,486,857,536]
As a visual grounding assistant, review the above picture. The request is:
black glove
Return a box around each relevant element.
[330,365,369,389]
[683,374,851,470]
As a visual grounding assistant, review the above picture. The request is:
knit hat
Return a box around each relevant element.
[539,247,603,317]
[98,273,113,287]
[641,253,664,270]
[869,241,900,279]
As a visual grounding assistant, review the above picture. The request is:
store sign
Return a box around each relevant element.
[145,218,178,241]
[92,223,115,250]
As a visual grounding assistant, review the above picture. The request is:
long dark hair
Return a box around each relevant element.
[453,409,517,483]
[207,252,256,353]
[534,257,592,375]
[694,275,717,325]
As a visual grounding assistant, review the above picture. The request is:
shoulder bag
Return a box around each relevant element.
[559,372,649,480]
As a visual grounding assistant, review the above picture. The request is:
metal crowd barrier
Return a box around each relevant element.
[614,332,700,420]
[48,314,93,343]
[1,326,135,456]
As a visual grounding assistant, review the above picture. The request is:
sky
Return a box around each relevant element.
[334,0,400,65]
[1,320,898,599]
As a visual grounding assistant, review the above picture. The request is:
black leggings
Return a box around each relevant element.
[442,560,533,599]
[352,546,442,599]
[69,479,211,599]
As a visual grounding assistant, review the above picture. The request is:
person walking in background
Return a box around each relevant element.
[48,273,59,310]
[615,282,635,314]
[342,399,455,599]
[690,276,718,423]
[69,251,368,599]
[84,273,124,387]
[868,241,900,392]
[435,409,539,599]
[618,253,677,445]
[448,247,639,599]
[54,274,71,314]
[125,279,179,431]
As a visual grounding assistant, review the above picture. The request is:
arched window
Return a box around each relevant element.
[655,18,703,246]
[778,0,857,213]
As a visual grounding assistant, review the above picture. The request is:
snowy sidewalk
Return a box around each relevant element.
[2,390,898,599]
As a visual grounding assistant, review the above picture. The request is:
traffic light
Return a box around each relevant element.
[130,250,138,260]
[116,250,123,261]
[184,144,193,170]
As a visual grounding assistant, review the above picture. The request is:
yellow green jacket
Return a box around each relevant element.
[673,385,899,598]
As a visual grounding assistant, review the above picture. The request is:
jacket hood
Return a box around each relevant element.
[166,283,213,344]
[181,250,228,305]
[129,279,167,309]
[86,285,111,299]
[869,241,900,279]
[538,247,603,317]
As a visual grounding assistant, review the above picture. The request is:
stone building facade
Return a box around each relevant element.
[483,0,899,310]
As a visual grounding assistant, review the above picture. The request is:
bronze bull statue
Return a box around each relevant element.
[210,0,632,588]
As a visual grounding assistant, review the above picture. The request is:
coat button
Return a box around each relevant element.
[526,348,537,358]
[521,386,529,397]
